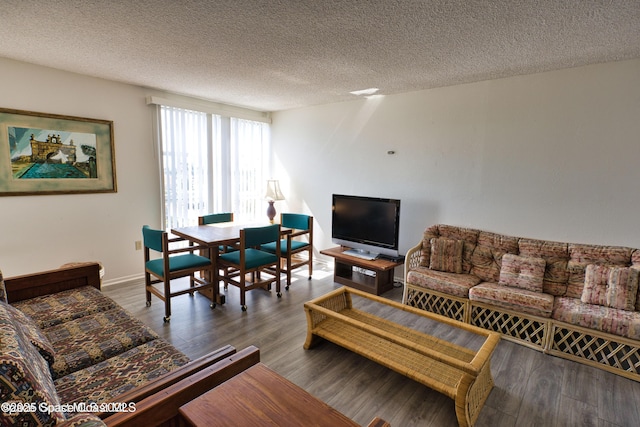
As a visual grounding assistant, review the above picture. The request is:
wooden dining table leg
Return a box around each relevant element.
[203,245,225,305]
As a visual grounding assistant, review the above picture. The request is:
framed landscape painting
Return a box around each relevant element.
[0,108,116,196]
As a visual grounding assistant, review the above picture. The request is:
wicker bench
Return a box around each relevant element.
[303,287,500,427]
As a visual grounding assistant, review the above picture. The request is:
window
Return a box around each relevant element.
[229,118,271,222]
[158,105,270,230]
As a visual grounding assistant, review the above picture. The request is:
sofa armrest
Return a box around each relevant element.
[103,345,261,427]
[4,263,101,303]
[403,241,423,277]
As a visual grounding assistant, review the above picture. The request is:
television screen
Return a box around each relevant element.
[331,194,400,258]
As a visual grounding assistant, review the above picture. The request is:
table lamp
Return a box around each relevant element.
[265,179,284,223]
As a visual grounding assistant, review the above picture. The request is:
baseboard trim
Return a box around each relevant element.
[103,274,144,288]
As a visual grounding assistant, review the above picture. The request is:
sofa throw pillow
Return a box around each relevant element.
[581,264,610,306]
[1,301,55,366]
[0,302,65,426]
[429,237,464,274]
[606,267,639,311]
[499,254,546,293]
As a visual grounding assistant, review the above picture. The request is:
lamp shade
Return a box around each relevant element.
[264,179,285,201]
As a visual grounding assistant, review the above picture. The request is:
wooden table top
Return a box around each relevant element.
[178,363,361,427]
[172,222,290,247]
[172,222,248,246]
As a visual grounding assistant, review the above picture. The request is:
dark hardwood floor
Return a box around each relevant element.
[104,263,640,427]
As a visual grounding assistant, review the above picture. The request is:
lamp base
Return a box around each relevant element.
[266,200,276,224]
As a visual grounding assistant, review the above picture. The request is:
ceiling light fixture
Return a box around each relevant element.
[349,87,379,96]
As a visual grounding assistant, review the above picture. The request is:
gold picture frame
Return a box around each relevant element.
[0,108,116,196]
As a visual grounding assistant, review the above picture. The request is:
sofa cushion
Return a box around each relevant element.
[499,254,546,293]
[0,301,66,426]
[470,245,507,283]
[429,237,464,274]
[12,286,118,329]
[569,244,632,265]
[553,297,640,340]
[581,264,609,306]
[54,339,190,411]
[518,238,569,296]
[606,267,639,311]
[469,282,554,318]
[566,244,632,299]
[420,225,478,273]
[59,413,108,426]
[581,265,639,311]
[406,266,481,298]
[44,307,161,379]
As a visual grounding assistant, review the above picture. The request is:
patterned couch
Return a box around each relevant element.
[403,224,640,381]
[0,263,258,427]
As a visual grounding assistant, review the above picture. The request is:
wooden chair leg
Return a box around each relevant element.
[145,273,152,306]
[163,278,171,323]
[240,274,247,312]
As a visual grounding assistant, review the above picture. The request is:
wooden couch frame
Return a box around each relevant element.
[4,264,262,426]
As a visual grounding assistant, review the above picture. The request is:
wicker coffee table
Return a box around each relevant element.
[304,287,500,427]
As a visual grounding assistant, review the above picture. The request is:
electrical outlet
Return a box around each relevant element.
[135,240,142,250]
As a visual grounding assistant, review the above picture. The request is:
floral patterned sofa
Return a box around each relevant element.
[0,263,256,426]
[403,224,640,381]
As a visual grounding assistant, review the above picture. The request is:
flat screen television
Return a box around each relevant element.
[331,194,401,260]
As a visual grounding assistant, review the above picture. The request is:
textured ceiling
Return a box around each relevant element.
[1,0,639,112]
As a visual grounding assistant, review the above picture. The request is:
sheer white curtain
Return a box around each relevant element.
[230,118,270,222]
[158,105,269,229]
[160,106,212,229]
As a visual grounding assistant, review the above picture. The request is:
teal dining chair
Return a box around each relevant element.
[142,225,216,323]
[198,212,237,288]
[262,213,313,289]
[217,224,281,311]
[198,212,236,253]
[198,212,234,226]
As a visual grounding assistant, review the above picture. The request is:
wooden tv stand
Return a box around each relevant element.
[320,246,403,295]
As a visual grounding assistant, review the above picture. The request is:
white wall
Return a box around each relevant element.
[0,58,162,279]
[271,59,640,259]
[2,57,639,281]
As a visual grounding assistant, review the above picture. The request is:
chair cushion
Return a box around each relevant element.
[429,237,464,274]
[146,253,211,277]
[261,239,309,254]
[220,249,278,270]
[499,254,546,293]
[469,282,554,318]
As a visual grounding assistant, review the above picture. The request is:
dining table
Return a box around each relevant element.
[171,221,287,306]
